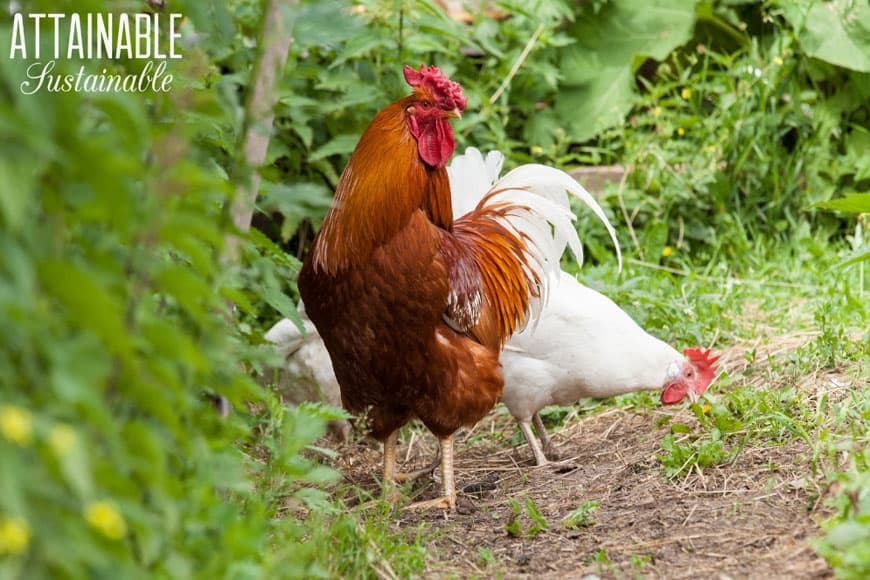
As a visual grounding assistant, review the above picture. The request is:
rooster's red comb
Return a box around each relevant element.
[403,64,467,112]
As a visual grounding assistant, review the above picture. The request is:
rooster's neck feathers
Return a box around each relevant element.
[310,99,454,275]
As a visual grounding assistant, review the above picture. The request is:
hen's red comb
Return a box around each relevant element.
[684,347,719,393]
[403,64,467,112]
[683,347,719,370]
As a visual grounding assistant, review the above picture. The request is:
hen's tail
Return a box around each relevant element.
[264,314,318,358]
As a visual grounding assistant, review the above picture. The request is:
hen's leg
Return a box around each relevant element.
[405,434,456,510]
[383,431,440,484]
[519,419,549,466]
[532,412,552,457]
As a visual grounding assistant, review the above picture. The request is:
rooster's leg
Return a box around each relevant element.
[405,434,456,510]
[440,434,456,508]
[518,419,549,466]
[383,431,440,485]
[532,412,552,456]
[383,430,399,483]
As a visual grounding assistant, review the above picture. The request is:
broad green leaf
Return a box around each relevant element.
[291,0,366,50]
[778,0,870,73]
[556,0,697,141]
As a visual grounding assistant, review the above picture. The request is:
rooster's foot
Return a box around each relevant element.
[403,495,455,511]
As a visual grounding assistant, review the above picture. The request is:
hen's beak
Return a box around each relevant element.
[687,389,699,404]
[444,108,462,119]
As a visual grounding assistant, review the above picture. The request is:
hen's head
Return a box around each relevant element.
[660,348,719,405]
[402,64,467,168]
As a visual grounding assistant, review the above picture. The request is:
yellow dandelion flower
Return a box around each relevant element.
[774,56,783,66]
[0,516,30,555]
[702,404,712,414]
[662,246,674,257]
[653,106,662,117]
[681,88,691,99]
[85,501,127,540]
[530,145,544,156]
[676,127,685,137]
[49,424,77,456]
[0,406,32,446]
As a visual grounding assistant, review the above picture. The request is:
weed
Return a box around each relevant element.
[478,547,496,568]
[563,500,601,529]
[592,548,613,574]
[505,497,549,538]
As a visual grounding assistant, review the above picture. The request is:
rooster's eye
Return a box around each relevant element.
[421,100,432,109]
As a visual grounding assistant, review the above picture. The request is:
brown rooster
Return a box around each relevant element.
[297,65,600,509]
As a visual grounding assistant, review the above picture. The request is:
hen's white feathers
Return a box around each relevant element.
[499,271,685,423]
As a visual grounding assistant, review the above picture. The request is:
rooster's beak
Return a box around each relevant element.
[444,108,462,120]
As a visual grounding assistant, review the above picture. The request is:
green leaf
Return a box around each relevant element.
[308,134,359,162]
[555,0,698,141]
[815,193,870,213]
[0,159,36,232]
[827,521,870,548]
[153,263,216,322]
[778,0,870,73]
[837,247,870,268]
[38,260,132,359]
[54,427,94,500]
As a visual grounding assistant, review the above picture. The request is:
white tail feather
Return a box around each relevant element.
[448,147,623,268]
[448,147,623,330]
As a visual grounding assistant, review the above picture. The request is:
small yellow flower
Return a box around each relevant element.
[661,246,673,257]
[530,145,543,156]
[85,501,127,540]
[702,404,712,414]
[0,406,32,446]
[653,106,662,117]
[681,88,691,99]
[0,516,30,555]
[676,127,685,137]
[49,424,77,456]
[773,56,783,66]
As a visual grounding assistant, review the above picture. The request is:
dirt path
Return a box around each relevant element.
[327,337,842,578]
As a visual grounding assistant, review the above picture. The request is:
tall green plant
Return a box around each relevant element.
[0,0,360,576]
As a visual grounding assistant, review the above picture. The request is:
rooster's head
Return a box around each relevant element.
[660,348,720,405]
[402,64,467,168]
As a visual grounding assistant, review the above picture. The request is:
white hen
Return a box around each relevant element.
[500,273,718,465]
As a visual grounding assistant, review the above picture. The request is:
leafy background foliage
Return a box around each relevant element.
[0,0,867,577]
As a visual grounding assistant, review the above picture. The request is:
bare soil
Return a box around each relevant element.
[324,334,847,579]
